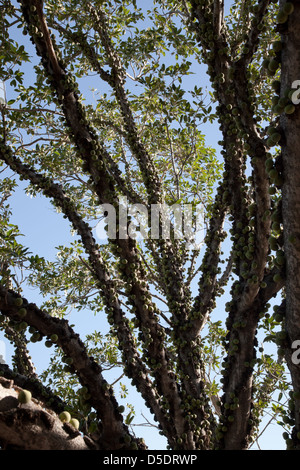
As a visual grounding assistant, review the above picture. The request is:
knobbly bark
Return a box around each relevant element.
[0,286,145,450]
[280,0,300,447]
[0,377,96,450]
[184,0,284,449]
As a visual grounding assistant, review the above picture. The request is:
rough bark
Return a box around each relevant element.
[0,286,142,450]
[0,377,96,450]
[280,0,300,447]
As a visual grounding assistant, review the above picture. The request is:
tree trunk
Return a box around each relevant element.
[280,0,300,448]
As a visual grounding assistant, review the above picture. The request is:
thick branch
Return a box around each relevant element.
[237,0,272,66]
[191,181,228,333]
[0,364,67,416]
[184,0,274,449]
[0,285,142,449]
[85,3,162,206]
[279,0,300,448]
[0,378,95,450]
[213,0,224,37]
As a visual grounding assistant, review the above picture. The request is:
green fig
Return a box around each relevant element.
[69,418,80,430]
[267,126,277,136]
[265,158,274,170]
[276,11,288,23]
[271,80,281,92]
[270,132,281,144]
[283,3,294,15]
[59,411,71,423]
[268,59,280,72]
[18,308,27,318]
[267,137,276,147]
[268,168,279,179]
[19,321,28,330]
[273,104,284,115]
[130,442,138,450]
[274,313,283,322]
[278,97,288,107]
[262,58,270,69]
[284,104,296,114]
[30,332,41,343]
[18,389,32,404]
[273,273,282,283]
[124,434,131,444]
